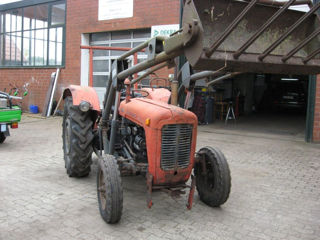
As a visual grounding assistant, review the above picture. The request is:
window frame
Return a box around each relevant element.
[90,29,151,88]
[0,0,66,68]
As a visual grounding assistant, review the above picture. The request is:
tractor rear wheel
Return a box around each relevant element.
[0,133,6,144]
[62,97,94,177]
[195,146,231,207]
[97,154,123,224]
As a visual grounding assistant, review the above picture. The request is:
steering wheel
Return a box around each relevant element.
[149,77,168,89]
[132,89,149,97]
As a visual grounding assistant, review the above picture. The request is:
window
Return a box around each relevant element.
[0,0,65,67]
[90,29,151,88]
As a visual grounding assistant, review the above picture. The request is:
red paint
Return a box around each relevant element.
[143,88,171,103]
[80,45,143,51]
[119,98,198,185]
[187,175,196,210]
[63,85,100,112]
[314,75,320,142]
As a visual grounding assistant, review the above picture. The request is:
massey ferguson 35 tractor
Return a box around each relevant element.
[62,0,320,223]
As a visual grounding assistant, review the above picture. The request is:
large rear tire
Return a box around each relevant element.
[0,133,6,144]
[195,146,231,207]
[97,154,123,224]
[62,97,94,177]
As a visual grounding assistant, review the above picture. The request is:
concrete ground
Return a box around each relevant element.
[0,115,319,240]
[207,110,307,141]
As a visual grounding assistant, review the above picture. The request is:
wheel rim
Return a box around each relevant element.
[205,158,215,190]
[98,169,107,210]
[199,155,216,191]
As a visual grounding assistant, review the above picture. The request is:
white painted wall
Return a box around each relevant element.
[80,34,90,87]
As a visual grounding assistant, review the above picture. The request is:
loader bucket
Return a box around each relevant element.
[182,0,320,75]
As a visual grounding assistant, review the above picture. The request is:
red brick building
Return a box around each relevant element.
[315,76,320,141]
[0,0,319,142]
[0,0,179,108]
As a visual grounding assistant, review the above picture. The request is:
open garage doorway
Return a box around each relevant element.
[252,74,308,138]
[193,73,311,141]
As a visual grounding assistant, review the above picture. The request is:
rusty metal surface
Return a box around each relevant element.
[146,172,153,208]
[233,0,296,59]
[182,0,320,74]
[257,0,312,6]
[258,2,320,61]
[186,175,196,210]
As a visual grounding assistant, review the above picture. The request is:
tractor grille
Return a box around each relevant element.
[161,124,193,170]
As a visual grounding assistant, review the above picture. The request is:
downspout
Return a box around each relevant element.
[305,75,316,142]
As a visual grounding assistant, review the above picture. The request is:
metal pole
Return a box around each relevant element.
[118,41,149,61]
[47,69,60,117]
[109,91,120,155]
[303,48,320,63]
[282,28,320,62]
[259,2,320,61]
[81,45,135,51]
[102,84,116,122]
[207,72,242,86]
[133,53,138,89]
[117,50,181,80]
[117,36,166,61]
[130,62,168,86]
[255,0,311,6]
[190,70,226,83]
[171,80,179,105]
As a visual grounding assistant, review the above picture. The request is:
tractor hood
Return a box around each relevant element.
[119,98,198,186]
[119,98,197,128]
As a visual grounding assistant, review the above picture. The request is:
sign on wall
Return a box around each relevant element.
[151,24,180,37]
[99,0,133,21]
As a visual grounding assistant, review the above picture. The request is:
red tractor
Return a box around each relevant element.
[62,0,320,223]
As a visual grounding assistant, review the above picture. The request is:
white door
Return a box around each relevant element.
[88,30,150,108]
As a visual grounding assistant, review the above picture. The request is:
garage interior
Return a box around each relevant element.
[190,73,309,140]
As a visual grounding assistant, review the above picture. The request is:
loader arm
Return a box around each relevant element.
[102,0,320,155]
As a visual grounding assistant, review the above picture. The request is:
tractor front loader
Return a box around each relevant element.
[62,0,320,223]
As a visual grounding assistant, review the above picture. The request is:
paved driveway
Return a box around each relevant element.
[0,116,319,240]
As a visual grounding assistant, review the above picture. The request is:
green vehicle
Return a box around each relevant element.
[0,91,22,144]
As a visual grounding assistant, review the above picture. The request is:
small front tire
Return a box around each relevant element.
[195,146,231,207]
[97,154,123,224]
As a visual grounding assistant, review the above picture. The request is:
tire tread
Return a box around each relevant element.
[62,97,93,177]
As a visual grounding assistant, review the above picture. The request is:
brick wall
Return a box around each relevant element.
[313,75,320,142]
[0,69,64,112]
[0,0,180,112]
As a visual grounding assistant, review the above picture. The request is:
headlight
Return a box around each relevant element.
[79,101,90,112]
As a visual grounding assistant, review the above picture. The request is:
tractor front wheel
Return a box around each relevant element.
[62,97,94,177]
[195,146,231,207]
[0,133,6,144]
[97,154,123,224]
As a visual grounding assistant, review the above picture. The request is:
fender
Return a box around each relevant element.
[63,85,100,112]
